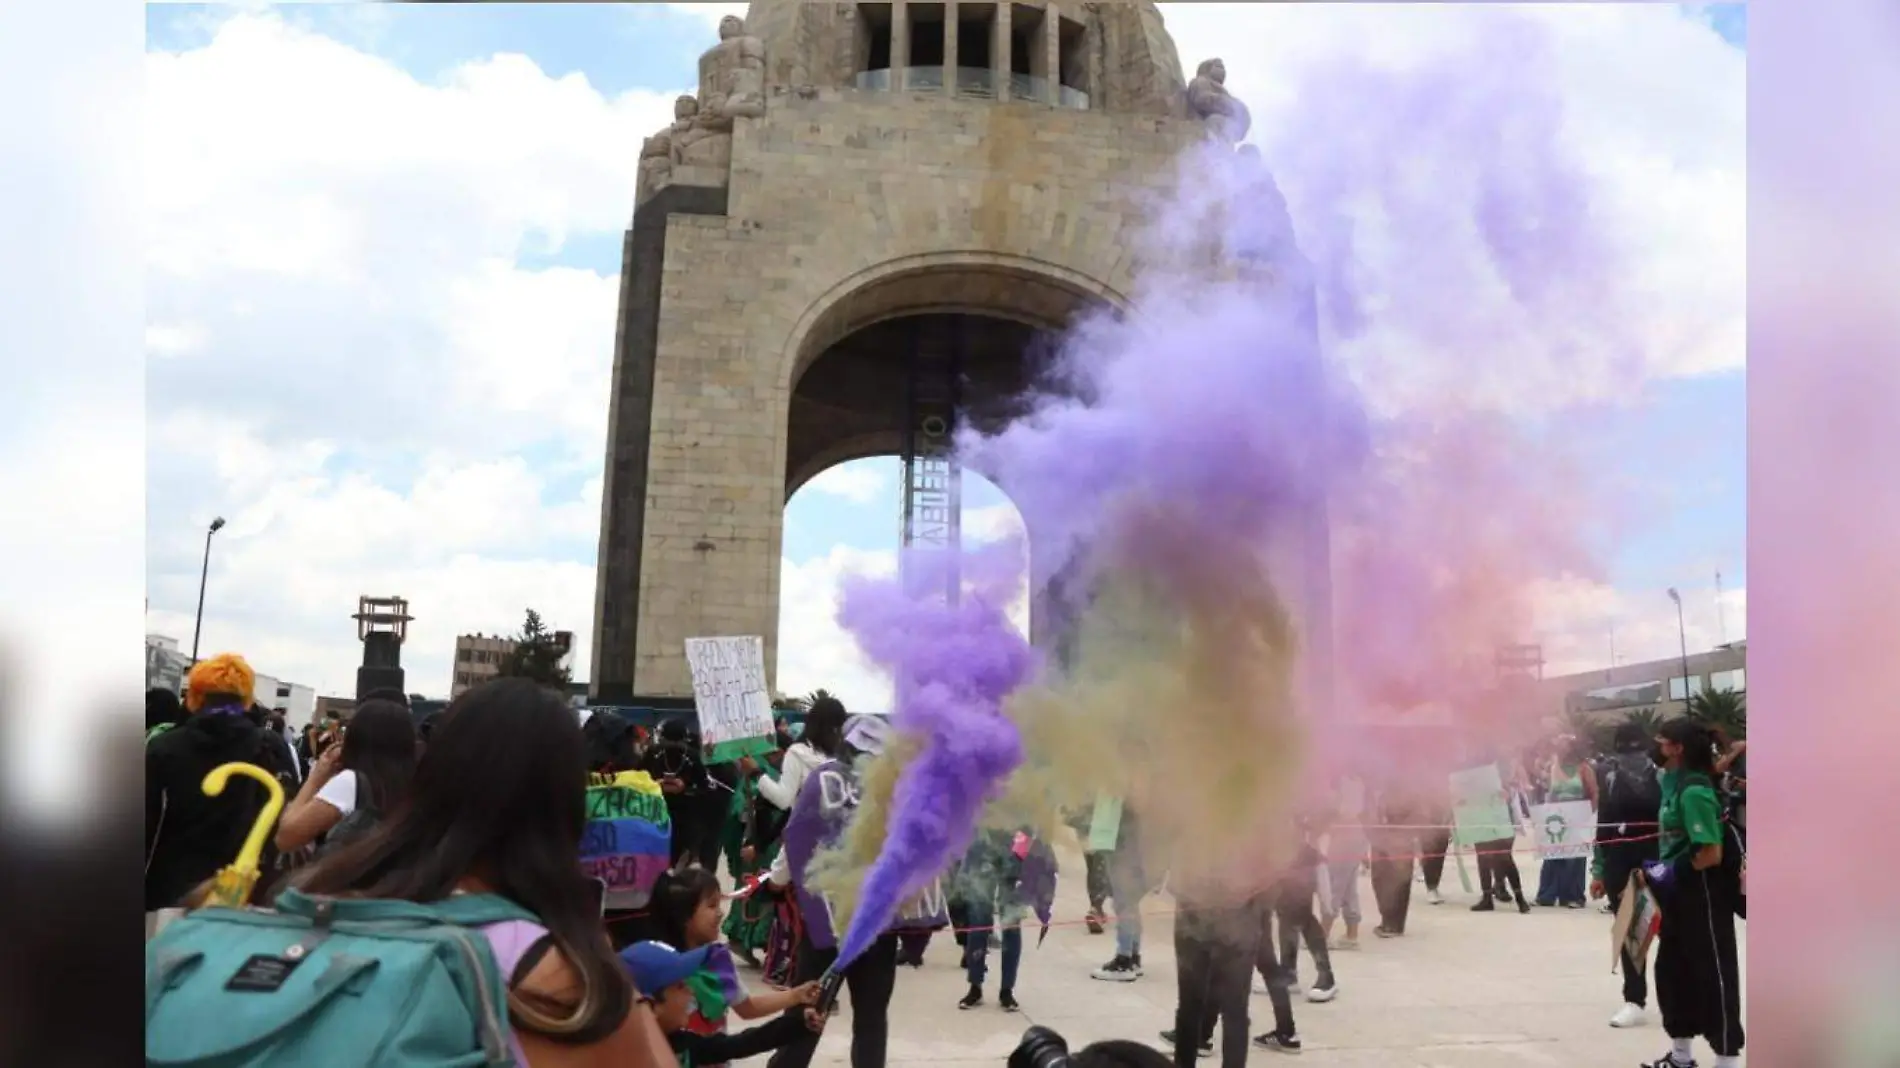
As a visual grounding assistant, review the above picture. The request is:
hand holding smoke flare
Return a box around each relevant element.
[829,542,1037,967]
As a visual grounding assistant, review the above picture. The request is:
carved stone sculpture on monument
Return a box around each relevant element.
[667,93,730,171]
[1187,58,1252,145]
[635,131,675,206]
[698,15,768,129]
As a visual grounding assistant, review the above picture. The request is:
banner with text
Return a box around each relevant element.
[1529,800,1597,860]
[1449,764,1517,847]
[685,636,776,761]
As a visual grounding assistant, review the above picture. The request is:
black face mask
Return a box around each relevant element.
[1649,743,1669,768]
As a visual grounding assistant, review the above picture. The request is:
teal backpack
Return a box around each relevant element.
[145,888,539,1067]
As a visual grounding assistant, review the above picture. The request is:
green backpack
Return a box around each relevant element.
[145,888,539,1067]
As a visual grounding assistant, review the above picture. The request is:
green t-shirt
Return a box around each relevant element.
[1658,769,1724,864]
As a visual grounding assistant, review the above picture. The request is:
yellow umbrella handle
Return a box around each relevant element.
[202,762,287,879]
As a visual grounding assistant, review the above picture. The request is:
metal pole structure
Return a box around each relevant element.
[1667,587,1691,713]
[191,516,226,664]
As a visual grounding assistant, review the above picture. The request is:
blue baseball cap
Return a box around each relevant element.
[619,941,715,996]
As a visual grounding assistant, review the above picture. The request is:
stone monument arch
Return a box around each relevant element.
[591,1,1313,703]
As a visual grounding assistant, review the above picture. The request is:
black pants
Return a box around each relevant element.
[1475,839,1523,900]
[1417,827,1452,892]
[1173,901,1255,1068]
[1602,842,1657,1007]
[766,933,899,1068]
[1084,851,1111,913]
[1274,877,1332,984]
[1369,831,1415,933]
[1655,867,1744,1058]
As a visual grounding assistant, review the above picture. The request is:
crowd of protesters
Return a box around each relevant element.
[144,653,1744,1068]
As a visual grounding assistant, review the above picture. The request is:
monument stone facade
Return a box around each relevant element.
[592,1,1285,701]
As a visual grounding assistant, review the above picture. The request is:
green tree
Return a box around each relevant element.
[497,608,572,691]
[1623,706,1664,735]
[1688,686,1746,739]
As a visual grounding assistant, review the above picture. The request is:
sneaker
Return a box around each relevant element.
[1159,1030,1213,1059]
[1085,912,1106,935]
[1495,887,1513,902]
[1609,1003,1647,1028]
[1426,888,1445,905]
[958,985,983,1010]
[1253,1031,1303,1054]
[1329,935,1360,951]
[999,990,1020,1013]
[1516,895,1532,914]
[1306,978,1337,1003]
[1638,1056,1697,1068]
[1093,955,1143,982]
[1563,901,1586,910]
[1470,897,1496,912]
[1374,925,1401,938]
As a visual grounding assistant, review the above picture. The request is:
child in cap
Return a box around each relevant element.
[622,941,826,1068]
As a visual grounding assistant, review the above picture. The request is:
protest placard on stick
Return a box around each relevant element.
[684,636,776,762]
[1449,764,1516,847]
[1529,800,1597,860]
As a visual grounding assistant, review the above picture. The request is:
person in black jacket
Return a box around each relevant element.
[622,940,825,1068]
[144,654,297,931]
[642,718,732,869]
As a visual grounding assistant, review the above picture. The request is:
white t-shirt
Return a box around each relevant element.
[315,770,360,818]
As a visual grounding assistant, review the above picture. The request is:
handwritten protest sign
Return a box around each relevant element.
[1529,800,1596,860]
[1449,764,1517,847]
[684,636,776,761]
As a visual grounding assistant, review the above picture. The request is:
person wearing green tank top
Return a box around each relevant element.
[1533,739,1598,907]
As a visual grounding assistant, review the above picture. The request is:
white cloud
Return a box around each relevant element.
[802,463,888,504]
[144,6,1740,707]
[144,14,665,696]
[776,546,898,713]
[1531,573,1747,678]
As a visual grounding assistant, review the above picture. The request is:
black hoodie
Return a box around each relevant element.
[144,707,294,911]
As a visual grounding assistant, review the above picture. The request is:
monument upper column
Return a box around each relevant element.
[741,0,1189,116]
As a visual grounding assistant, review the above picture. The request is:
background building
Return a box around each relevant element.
[451,630,574,698]
[1538,640,1747,723]
[147,631,317,721]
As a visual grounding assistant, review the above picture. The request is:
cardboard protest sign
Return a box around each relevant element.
[1610,869,1661,972]
[684,636,776,761]
[1449,764,1516,847]
[1529,800,1597,860]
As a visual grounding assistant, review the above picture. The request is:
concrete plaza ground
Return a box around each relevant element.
[754,846,1748,1067]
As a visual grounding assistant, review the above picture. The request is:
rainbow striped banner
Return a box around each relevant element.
[582,770,671,910]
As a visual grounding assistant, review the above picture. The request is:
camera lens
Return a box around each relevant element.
[1009,1026,1071,1068]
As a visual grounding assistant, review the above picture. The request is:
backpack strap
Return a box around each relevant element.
[273,888,538,929]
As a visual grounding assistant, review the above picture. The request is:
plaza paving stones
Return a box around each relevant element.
[736,847,1746,1066]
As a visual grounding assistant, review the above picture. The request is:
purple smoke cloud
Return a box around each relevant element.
[830,539,1037,965]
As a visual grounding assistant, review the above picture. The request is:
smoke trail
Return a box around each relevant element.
[827,539,1037,965]
[830,8,1646,916]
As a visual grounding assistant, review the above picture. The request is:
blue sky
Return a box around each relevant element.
[142,3,1745,706]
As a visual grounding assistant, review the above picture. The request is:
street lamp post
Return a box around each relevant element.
[1666,587,1692,714]
[191,516,227,664]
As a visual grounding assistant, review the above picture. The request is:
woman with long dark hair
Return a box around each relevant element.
[275,699,418,854]
[291,678,672,1068]
[1641,719,1744,1068]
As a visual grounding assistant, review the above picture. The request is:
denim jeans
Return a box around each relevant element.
[1535,856,1588,905]
[1111,850,1149,957]
[963,897,1022,992]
